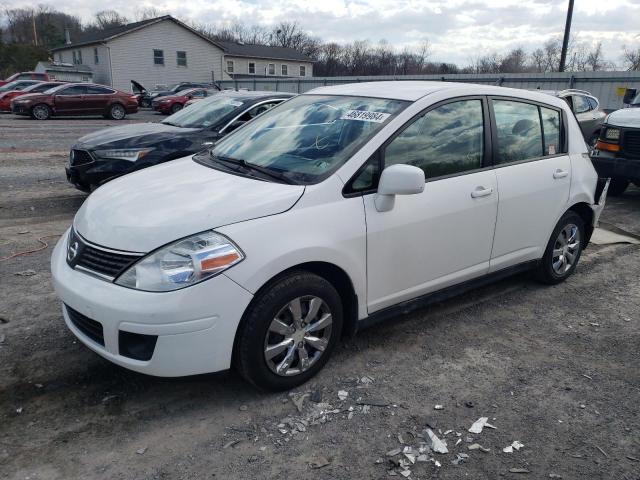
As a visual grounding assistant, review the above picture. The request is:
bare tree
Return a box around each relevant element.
[134,7,163,21]
[622,45,640,70]
[91,10,128,31]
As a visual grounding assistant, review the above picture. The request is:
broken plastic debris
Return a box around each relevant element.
[433,459,441,467]
[417,454,429,462]
[434,404,444,410]
[424,428,448,454]
[360,375,374,384]
[509,468,530,474]
[386,447,402,457]
[309,456,331,469]
[136,447,147,455]
[338,390,348,400]
[503,441,524,453]
[468,417,496,433]
[468,443,490,452]
[549,474,563,479]
[16,407,23,414]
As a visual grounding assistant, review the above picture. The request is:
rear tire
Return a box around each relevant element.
[608,178,629,197]
[536,211,585,285]
[108,103,126,120]
[234,271,343,391]
[170,103,183,114]
[31,104,51,120]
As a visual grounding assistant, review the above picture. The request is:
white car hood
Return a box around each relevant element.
[74,157,305,252]
[606,108,640,128]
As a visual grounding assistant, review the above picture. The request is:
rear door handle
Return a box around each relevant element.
[553,169,569,179]
[471,186,493,198]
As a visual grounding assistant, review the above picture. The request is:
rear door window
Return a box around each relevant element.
[492,100,543,163]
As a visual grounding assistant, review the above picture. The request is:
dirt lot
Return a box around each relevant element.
[1,112,639,480]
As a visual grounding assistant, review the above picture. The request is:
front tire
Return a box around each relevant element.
[108,103,126,120]
[31,104,51,120]
[536,211,585,285]
[235,271,343,391]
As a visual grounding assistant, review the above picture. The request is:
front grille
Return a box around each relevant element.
[623,131,640,159]
[67,229,142,280]
[66,305,104,346]
[70,149,94,166]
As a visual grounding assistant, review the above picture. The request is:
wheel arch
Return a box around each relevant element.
[231,261,360,364]
[568,202,594,246]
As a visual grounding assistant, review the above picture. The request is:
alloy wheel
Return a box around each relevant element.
[111,105,125,120]
[264,296,333,377]
[32,105,49,120]
[552,223,580,275]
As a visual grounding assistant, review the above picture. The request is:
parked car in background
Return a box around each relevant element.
[132,80,219,108]
[11,83,138,120]
[0,72,49,86]
[556,89,606,145]
[52,82,606,390]
[0,80,42,95]
[151,88,218,114]
[66,91,293,191]
[0,81,64,112]
[591,108,640,196]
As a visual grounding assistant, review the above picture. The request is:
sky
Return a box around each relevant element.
[3,0,640,66]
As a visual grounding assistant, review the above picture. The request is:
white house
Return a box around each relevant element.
[50,16,314,92]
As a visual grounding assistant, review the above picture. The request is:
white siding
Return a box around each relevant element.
[107,19,224,91]
[223,56,313,80]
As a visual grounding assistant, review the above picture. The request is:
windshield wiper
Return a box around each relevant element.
[213,155,295,184]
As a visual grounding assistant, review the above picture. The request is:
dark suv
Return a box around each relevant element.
[591,108,640,196]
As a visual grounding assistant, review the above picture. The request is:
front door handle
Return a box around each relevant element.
[553,169,569,179]
[471,186,493,198]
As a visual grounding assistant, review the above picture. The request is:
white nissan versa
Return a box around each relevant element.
[51,81,608,391]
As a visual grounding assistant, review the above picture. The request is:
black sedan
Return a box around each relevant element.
[66,91,293,191]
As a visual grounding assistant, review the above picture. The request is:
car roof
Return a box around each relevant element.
[305,81,570,108]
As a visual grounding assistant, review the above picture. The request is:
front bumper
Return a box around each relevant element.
[51,233,253,376]
[66,152,146,191]
[11,103,31,115]
[591,149,640,181]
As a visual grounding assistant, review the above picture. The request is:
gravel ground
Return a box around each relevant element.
[1,113,639,480]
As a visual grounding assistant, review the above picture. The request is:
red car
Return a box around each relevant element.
[11,83,139,120]
[151,88,213,114]
[0,81,64,112]
[0,72,49,86]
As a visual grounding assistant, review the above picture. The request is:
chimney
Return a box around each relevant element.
[64,28,71,45]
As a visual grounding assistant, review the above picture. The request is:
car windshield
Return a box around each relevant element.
[631,92,640,106]
[0,81,28,92]
[203,94,408,184]
[161,94,245,128]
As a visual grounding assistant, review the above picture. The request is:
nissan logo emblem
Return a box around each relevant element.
[67,241,79,261]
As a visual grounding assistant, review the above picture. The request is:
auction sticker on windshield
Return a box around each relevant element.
[341,109,391,123]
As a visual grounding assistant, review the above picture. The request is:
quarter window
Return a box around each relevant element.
[86,86,113,94]
[540,107,561,156]
[384,99,485,178]
[248,62,256,74]
[59,85,87,95]
[281,64,288,76]
[227,60,234,73]
[268,63,275,75]
[177,51,187,67]
[493,100,543,164]
[153,49,164,66]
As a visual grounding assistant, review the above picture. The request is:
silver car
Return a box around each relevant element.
[556,89,607,145]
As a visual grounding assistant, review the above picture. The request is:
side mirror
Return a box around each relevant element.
[374,164,425,212]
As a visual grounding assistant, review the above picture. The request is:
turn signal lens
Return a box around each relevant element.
[595,141,620,152]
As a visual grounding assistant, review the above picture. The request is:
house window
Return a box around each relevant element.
[72,51,76,64]
[248,62,256,74]
[94,48,99,64]
[177,51,187,67]
[77,50,82,64]
[226,60,234,73]
[281,64,288,76]
[73,50,82,65]
[299,65,306,77]
[268,63,275,75]
[153,49,164,66]
[57,53,62,62]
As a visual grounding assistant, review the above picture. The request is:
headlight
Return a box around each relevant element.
[115,231,244,291]
[604,128,620,141]
[93,148,154,161]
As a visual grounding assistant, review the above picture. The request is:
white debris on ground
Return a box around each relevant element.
[503,440,525,453]
[468,417,497,433]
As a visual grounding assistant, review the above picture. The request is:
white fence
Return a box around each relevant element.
[219,71,640,111]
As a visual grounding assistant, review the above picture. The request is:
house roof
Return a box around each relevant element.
[50,15,313,63]
[216,41,312,63]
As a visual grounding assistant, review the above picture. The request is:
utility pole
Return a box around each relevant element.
[558,0,574,72]
[32,14,38,46]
